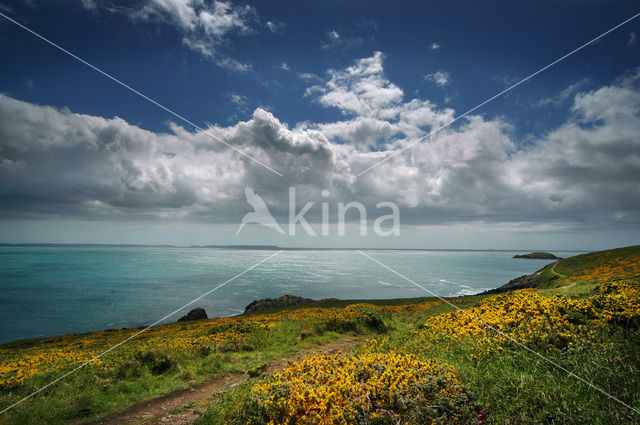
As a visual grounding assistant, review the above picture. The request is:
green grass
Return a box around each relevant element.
[554,245,640,276]
[199,300,640,424]
[535,245,640,289]
[2,245,640,424]
[0,314,379,425]
[381,320,640,424]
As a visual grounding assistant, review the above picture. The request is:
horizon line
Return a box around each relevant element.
[0,242,591,252]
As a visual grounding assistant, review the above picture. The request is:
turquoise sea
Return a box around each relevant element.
[0,247,583,343]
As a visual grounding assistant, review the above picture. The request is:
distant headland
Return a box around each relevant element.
[513,252,562,260]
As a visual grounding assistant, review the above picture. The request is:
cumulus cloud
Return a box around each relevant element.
[91,0,259,60]
[303,52,454,149]
[1,54,639,230]
[424,71,450,87]
[428,42,441,50]
[507,70,640,222]
[308,52,404,117]
[0,95,338,221]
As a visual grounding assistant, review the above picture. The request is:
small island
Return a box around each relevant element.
[513,252,562,260]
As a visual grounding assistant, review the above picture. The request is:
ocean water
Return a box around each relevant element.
[0,247,582,343]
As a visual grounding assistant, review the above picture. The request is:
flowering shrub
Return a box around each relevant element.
[418,290,595,353]
[314,304,388,334]
[591,280,640,328]
[0,347,103,388]
[418,280,640,353]
[246,352,475,425]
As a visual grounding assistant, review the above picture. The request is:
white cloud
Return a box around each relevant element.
[308,52,404,117]
[94,0,259,61]
[279,62,290,71]
[428,42,440,50]
[298,72,321,82]
[1,56,638,229]
[537,78,589,107]
[216,57,253,73]
[230,93,248,109]
[507,70,640,220]
[628,32,637,46]
[424,71,450,87]
[320,29,342,49]
[265,20,285,33]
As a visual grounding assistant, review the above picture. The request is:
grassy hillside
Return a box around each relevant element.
[0,246,639,424]
[549,245,640,282]
[492,245,640,292]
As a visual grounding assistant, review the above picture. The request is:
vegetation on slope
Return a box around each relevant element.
[200,246,640,424]
[0,245,639,424]
[0,305,390,424]
[491,244,640,292]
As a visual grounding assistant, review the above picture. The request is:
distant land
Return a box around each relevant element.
[513,252,562,260]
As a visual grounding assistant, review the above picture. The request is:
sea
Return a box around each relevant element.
[0,247,584,344]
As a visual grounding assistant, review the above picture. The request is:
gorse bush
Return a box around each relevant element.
[313,304,388,334]
[233,352,475,425]
[418,290,595,353]
[590,280,640,329]
[417,280,640,353]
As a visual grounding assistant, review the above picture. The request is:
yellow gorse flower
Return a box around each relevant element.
[250,352,471,424]
[417,280,640,353]
[0,303,386,388]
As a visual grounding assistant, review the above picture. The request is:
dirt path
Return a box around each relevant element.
[84,337,365,425]
[550,261,567,278]
[549,261,578,290]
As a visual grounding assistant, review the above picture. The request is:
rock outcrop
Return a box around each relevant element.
[244,295,315,314]
[177,307,208,322]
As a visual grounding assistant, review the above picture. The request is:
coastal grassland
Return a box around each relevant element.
[2,245,640,424]
[522,245,640,290]
[0,304,391,425]
[200,247,640,425]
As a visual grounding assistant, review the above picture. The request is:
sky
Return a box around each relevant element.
[0,0,639,250]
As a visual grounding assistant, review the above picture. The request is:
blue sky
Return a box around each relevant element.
[0,0,639,249]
